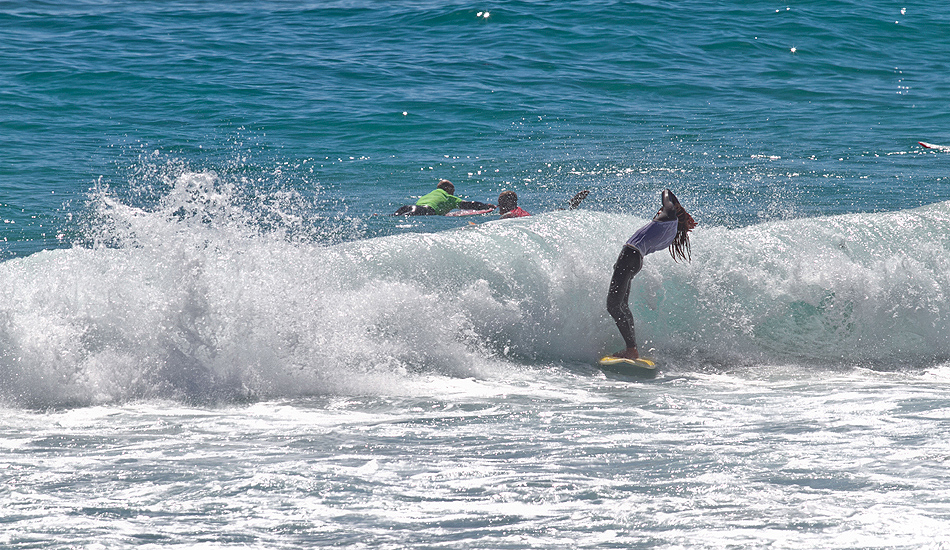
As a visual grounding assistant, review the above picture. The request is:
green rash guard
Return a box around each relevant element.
[415,188,463,215]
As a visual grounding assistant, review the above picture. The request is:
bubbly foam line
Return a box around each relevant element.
[3,176,950,406]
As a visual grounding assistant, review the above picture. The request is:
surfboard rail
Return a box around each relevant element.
[596,356,657,378]
[445,208,495,217]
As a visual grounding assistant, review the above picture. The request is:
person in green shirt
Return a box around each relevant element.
[393,180,495,216]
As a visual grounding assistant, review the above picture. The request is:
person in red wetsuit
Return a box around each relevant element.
[498,189,590,219]
[606,189,696,360]
[497,190,531,219]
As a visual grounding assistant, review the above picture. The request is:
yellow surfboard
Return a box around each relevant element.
[597,356,657,378]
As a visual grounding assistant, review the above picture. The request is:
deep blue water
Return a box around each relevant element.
[3,1,950,257]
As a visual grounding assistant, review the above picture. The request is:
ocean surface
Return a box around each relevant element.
[3,1,950,548]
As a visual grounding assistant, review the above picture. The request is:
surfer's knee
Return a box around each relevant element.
[606,294,628,320]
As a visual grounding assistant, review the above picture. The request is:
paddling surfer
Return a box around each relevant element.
[392,180,495,216]
[497,190,531,219]
[497,189,590,219]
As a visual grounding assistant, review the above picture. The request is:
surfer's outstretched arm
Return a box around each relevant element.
[654,189,679,222]
[568,189,590,209]
[458,200,496,211]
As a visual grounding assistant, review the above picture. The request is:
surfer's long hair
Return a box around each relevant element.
[669,204,697,262]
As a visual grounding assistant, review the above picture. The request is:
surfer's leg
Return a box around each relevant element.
[606,246,642,357]
[392,205,437,216]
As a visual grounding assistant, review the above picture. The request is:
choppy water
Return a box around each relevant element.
[2,1,950,548]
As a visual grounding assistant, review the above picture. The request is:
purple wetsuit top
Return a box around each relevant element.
[624,219,678,256]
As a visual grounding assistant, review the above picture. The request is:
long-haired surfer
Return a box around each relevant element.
[606,189,696,360]
[392,180,495,216]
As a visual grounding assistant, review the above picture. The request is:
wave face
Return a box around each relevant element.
[3,173,950,406]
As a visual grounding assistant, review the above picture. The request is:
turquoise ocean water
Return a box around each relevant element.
[3,1,950,548]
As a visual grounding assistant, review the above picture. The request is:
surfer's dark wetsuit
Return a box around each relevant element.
[606,190,681,357]
[392,204,439,216]
[606,245,644,351]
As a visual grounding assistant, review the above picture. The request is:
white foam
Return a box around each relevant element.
[3,172,950,406]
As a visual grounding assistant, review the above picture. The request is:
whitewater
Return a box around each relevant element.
[4,173,950,407]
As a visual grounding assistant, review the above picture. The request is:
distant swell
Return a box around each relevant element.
[2,173,950,407]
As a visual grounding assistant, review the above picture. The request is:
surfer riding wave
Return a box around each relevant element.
[606,189,696,360]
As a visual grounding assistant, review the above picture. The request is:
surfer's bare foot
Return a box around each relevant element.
[611,347,639,360]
